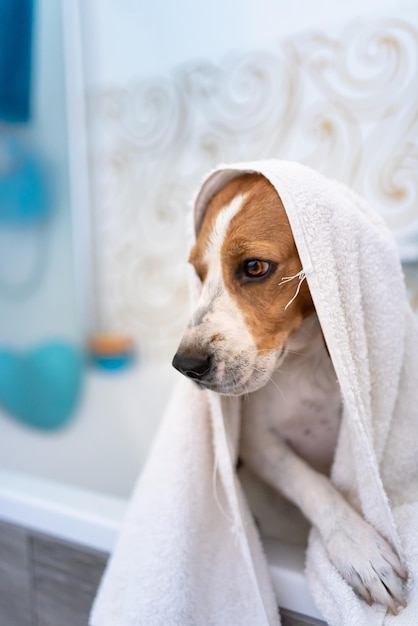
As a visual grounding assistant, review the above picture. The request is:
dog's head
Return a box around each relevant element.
[172,173,314,395]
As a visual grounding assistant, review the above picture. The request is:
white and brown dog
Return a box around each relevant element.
[172,173,407,614]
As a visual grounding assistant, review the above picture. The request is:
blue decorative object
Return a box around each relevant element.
[0,341,84,430]
[88,333,136,373]
[0,134,49,226]
[91,352,135,372]
[0,0,34,123]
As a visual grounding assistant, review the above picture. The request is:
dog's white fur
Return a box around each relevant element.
[173,179,407,614]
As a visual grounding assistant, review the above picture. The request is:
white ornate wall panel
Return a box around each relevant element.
[86,15,418,362]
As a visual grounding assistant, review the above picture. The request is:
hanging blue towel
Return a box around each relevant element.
[0,0,34,123]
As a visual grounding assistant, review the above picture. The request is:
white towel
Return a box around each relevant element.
[90,160,418,626]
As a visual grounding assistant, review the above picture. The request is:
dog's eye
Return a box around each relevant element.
[243,259,271,278]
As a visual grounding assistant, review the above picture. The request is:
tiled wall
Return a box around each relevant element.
[0,519,326,626]
[0,520,107,626]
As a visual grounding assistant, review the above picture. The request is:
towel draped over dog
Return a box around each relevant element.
[90,161,418,626]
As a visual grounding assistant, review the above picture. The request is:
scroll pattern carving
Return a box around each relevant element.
[87,18,418,361]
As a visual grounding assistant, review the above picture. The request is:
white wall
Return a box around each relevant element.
[82,0,413,86]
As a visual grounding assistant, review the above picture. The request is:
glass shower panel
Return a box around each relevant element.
[0,0,83,431]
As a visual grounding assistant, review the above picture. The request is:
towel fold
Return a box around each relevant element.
[0,0,34,123]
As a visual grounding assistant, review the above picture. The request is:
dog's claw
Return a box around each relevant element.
[398,594,409,611]
[399,560,408,576]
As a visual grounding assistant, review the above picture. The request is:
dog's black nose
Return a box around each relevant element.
[172,352,212,379]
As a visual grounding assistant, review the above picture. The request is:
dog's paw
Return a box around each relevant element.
[324,511,408,614]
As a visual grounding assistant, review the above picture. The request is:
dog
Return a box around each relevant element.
[172,173,407,614]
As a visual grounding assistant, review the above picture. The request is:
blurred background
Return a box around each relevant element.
[0,0,417,502]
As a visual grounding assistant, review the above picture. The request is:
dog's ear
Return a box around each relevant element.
[321,330,331,359]
[299,279,316,320]
[188,244,206,283]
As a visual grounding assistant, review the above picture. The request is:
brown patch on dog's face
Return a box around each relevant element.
[189,175,259,282]
[220,174,314,354]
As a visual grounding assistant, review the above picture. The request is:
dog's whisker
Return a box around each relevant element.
[253,365,287,403]
[285,349,309,357]
[255,346,310,358]
[267,377,287,402]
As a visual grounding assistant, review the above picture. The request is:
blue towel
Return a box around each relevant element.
[0,0,34,123]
